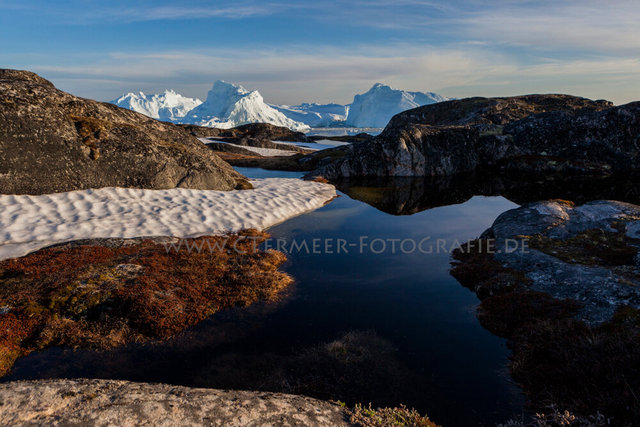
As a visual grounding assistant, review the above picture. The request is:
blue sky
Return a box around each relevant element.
[1,0,639,104]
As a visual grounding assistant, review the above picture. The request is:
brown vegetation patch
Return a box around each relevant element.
[311,176,330,184]
[344,402,439,427]
[508,308,640,423]
[451,239,531,299]
[68,114,114,148]
[0,231,292,376]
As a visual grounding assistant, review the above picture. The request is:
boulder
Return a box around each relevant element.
[0,69,248,195]
[179,122,309,142]
[477,200,640,324]
[0,379,351,426]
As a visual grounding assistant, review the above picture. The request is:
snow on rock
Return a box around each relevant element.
[274,139,350,151]
[111,90,202,122]
[0,180,336,260]
[202,139,299,157]
[183,81,310,132]
[345,83,448,128]
[271,103,348,127]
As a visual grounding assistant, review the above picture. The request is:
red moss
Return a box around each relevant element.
[0,230,292,375]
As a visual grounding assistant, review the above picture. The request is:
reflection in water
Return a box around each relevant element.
[4,181,522,426]
[335,173,640,215]
[19,167,638,425]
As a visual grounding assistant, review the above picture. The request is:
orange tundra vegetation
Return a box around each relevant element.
[0,230,292,376]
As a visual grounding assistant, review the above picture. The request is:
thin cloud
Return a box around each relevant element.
[25,45,640,105]
[0,0,278,24]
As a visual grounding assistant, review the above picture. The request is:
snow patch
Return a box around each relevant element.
[533,202,572,220]
[273,139,350,151]
[0,180,336,260]
[203,139,298,157]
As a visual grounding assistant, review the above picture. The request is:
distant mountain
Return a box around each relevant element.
[271,103,348,127]
[111,90,202,122]
[182,81,309,132]
[345,83,449,128]
[111,82,448,131]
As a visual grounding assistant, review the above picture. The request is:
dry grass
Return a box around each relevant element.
[344,403,439,427]
[0,230,292,376]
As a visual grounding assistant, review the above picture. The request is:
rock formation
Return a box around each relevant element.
[311,95,640,180]
[0,69,248,195]
[0,379,351,426]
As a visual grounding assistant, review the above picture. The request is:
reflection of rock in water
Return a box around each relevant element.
[192,330,425,408]
[335,173,640,215]
[5,326,427,412]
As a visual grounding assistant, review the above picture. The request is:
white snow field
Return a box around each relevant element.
[183,81,310,132]
[201,139,299,156]
[274,139,350,151]
[345,83,449,128]
[0,179,336,260]
[111,90,202,122]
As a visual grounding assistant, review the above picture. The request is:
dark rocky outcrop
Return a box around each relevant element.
[212,145,349,172]
[473,200,640,324]
[386,94,612,130]
[310,94,640,180]
[179,122,310,142]
[451,200,640,421]
[0,69,248,195]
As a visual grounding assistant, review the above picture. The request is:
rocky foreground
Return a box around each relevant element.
[0,379,351,426]
[451,199,640,423]
[0,69,248,195]
[312,94,640,180]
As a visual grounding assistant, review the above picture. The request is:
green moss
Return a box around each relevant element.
[479,125,504,136]
[528,227,638,266]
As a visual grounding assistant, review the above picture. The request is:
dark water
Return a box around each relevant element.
[4,168,540,425]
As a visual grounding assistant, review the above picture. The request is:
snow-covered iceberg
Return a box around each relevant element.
[271,103,348,127]
[345,83,448,128]
[111,90,202,122]
[110,81,448,131]
[183,81,310,132]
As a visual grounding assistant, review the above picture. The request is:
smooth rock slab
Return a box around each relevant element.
[485,200,640,324]
[0,379,351,426]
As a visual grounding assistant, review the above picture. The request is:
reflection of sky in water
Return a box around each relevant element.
[234,167,306,179]
[8,167,524,426]
[247,168,525,425]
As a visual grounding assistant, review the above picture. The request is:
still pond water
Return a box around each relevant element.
[7,167,536,425]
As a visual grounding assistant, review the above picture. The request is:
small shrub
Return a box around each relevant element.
[346,403,439,427]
